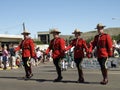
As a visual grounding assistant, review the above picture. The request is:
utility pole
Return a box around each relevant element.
[22,22,26,31]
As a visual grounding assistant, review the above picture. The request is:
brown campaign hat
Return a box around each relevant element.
[95,23,106,29]
[50,28,61,34]
[72,29,82,34]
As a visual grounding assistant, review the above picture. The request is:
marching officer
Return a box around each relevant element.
[45,28,65,82]
[15,28,35,79]
[89,23,113,85]
[65,29,88,83]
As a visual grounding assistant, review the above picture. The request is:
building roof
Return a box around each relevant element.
[0,34,23,39]
[37,31,49,35]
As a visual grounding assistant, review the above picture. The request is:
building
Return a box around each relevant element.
[37,31,51,44]
[0,34,23,48]
[37,31,73,44]
[37,31,71,44]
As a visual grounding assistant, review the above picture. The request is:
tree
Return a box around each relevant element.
[34,39,43,45]
[112,34,120,41]
[86,37,94,43]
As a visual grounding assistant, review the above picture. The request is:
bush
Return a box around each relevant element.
[112,34,120,41]
[34,40,43,45]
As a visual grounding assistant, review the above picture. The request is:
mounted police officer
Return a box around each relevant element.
[15,28,35,79]
[65,29,88,83]
[45,28,66,82]
[89,23,113,85]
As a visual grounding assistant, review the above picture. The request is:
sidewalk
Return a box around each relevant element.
[0,66,18,70]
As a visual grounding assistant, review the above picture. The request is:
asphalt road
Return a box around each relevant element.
[0,62,120,90]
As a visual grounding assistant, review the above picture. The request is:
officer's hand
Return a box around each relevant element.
[44,52,47,56]
[86,53,92,58]
[33,57,37,60]
[108,55,113,58]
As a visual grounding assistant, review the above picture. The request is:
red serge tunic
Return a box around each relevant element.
[45,37,65,59]
[15,38,35,58]
[89,33,113,58]
[66,38,88,59]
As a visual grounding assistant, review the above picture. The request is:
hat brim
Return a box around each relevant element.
[50,32,61,34]
[21,32,30,35]
[72,32,82,34]
[95,26,106,29]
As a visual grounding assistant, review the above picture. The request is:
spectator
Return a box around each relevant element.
[2,46,9,70]
[9,44,16,69]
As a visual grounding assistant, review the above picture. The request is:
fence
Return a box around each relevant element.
[81,57,120,69]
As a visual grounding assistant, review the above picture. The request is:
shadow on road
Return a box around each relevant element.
[0,76,26,80]
[0,76,100,85]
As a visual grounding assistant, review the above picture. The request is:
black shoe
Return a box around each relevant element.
[23,76,29,80]
[28,73,33,78]
[53,76,63,82]
[100,79,108,85]
[77,78,84,83]
[26,73,33,79]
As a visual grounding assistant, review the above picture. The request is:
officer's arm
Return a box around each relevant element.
[83,40,88,53]
[14,41,22,52]
[45,48,51,55]
[106,35,113,57]
[89,37,97,53]
[65,40,74,51]
[83,40,92,58]
[29,39,35,58]
[60,38,66,52]
[45,41,52,55]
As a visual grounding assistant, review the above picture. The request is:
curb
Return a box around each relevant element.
[0,66,18,70]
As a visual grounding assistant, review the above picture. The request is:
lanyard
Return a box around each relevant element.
[97,34,101,47]
[76,38,79,46]
[53,38,57,50]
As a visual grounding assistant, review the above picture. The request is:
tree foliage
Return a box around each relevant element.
[86,37,94,43]
[112,34,120,41]
[34,39,43,44]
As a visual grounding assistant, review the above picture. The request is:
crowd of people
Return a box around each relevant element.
[0,44,51,70]
[0,44,18,70]
[112,39,120,57]
[1,23,120,85]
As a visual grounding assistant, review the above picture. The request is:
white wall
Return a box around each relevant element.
[36,44,49,50]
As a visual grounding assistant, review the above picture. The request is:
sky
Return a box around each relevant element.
[0,0,120,38]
